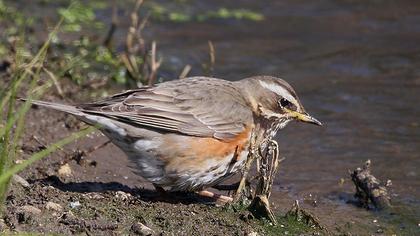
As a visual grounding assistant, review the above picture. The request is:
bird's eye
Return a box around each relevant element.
[279,98,291,108]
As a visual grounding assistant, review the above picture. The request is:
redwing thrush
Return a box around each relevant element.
[27,76,321,202]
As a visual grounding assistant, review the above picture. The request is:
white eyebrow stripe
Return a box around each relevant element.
[258,80,298,106]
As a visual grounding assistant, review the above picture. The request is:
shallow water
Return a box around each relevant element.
[139,0,420,233]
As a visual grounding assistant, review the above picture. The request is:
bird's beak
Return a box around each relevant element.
[286,109,323,126]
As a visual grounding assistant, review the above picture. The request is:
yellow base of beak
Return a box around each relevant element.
[287,110,322,126]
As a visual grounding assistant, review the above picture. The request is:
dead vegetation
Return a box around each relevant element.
[120,0,161,87]
[351,160,392,210]
[233,132,282,225]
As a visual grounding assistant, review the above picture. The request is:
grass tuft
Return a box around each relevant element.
[0,4,95,215]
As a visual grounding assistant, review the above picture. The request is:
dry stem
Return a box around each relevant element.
[103,1,118,49]
[233,130,282,225]
[178,64,192,79]
[207,41,215,75]
[43,68,64,99]
[147,41,162,86]
[121,0,160,86]
[249,139,282,224]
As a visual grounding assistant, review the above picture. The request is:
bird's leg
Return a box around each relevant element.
[197,190,233,204]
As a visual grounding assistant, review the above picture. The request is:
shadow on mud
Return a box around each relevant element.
[37,176,219,205]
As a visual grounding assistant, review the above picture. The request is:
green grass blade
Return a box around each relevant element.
[0,18,62,122]
[8,66,51,162]
[0,126,96,185]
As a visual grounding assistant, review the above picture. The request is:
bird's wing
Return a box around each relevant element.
[79,77,253,140]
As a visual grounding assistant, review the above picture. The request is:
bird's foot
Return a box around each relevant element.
[197,190,233,205]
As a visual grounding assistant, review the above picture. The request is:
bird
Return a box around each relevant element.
[26,76,322,203]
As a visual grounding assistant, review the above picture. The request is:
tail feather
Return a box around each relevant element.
[20,98,83,116]
[21,98,127,136]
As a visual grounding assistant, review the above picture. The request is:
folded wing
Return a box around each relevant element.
[78,77,253,140]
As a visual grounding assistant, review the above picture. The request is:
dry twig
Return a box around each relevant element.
[201,40,216,76]
[121,0,160,86]
[207,40,215,75]
[147,41,162,86]
[178,64,192,79]
[103,1,118,49]
[43,68,64,99]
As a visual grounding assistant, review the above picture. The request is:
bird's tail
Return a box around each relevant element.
[20,98,84,117]
[21,98,118,134]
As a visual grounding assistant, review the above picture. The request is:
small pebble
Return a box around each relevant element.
[115,191,132,201]
[69,201,81,209]
[45,201,63,212]
[85,192,104,200]
[131,222,154,235]
[58,163,72,177]
[20,205,41,215]
[12,175,30,188]
[0,219,7,231]
[245,231,258,236]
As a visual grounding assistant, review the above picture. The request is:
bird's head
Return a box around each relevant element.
[240,76,322,127]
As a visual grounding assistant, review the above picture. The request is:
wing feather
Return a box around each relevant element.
[79,77,253,139]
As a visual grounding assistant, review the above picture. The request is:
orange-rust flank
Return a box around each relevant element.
[187,126,251,159]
